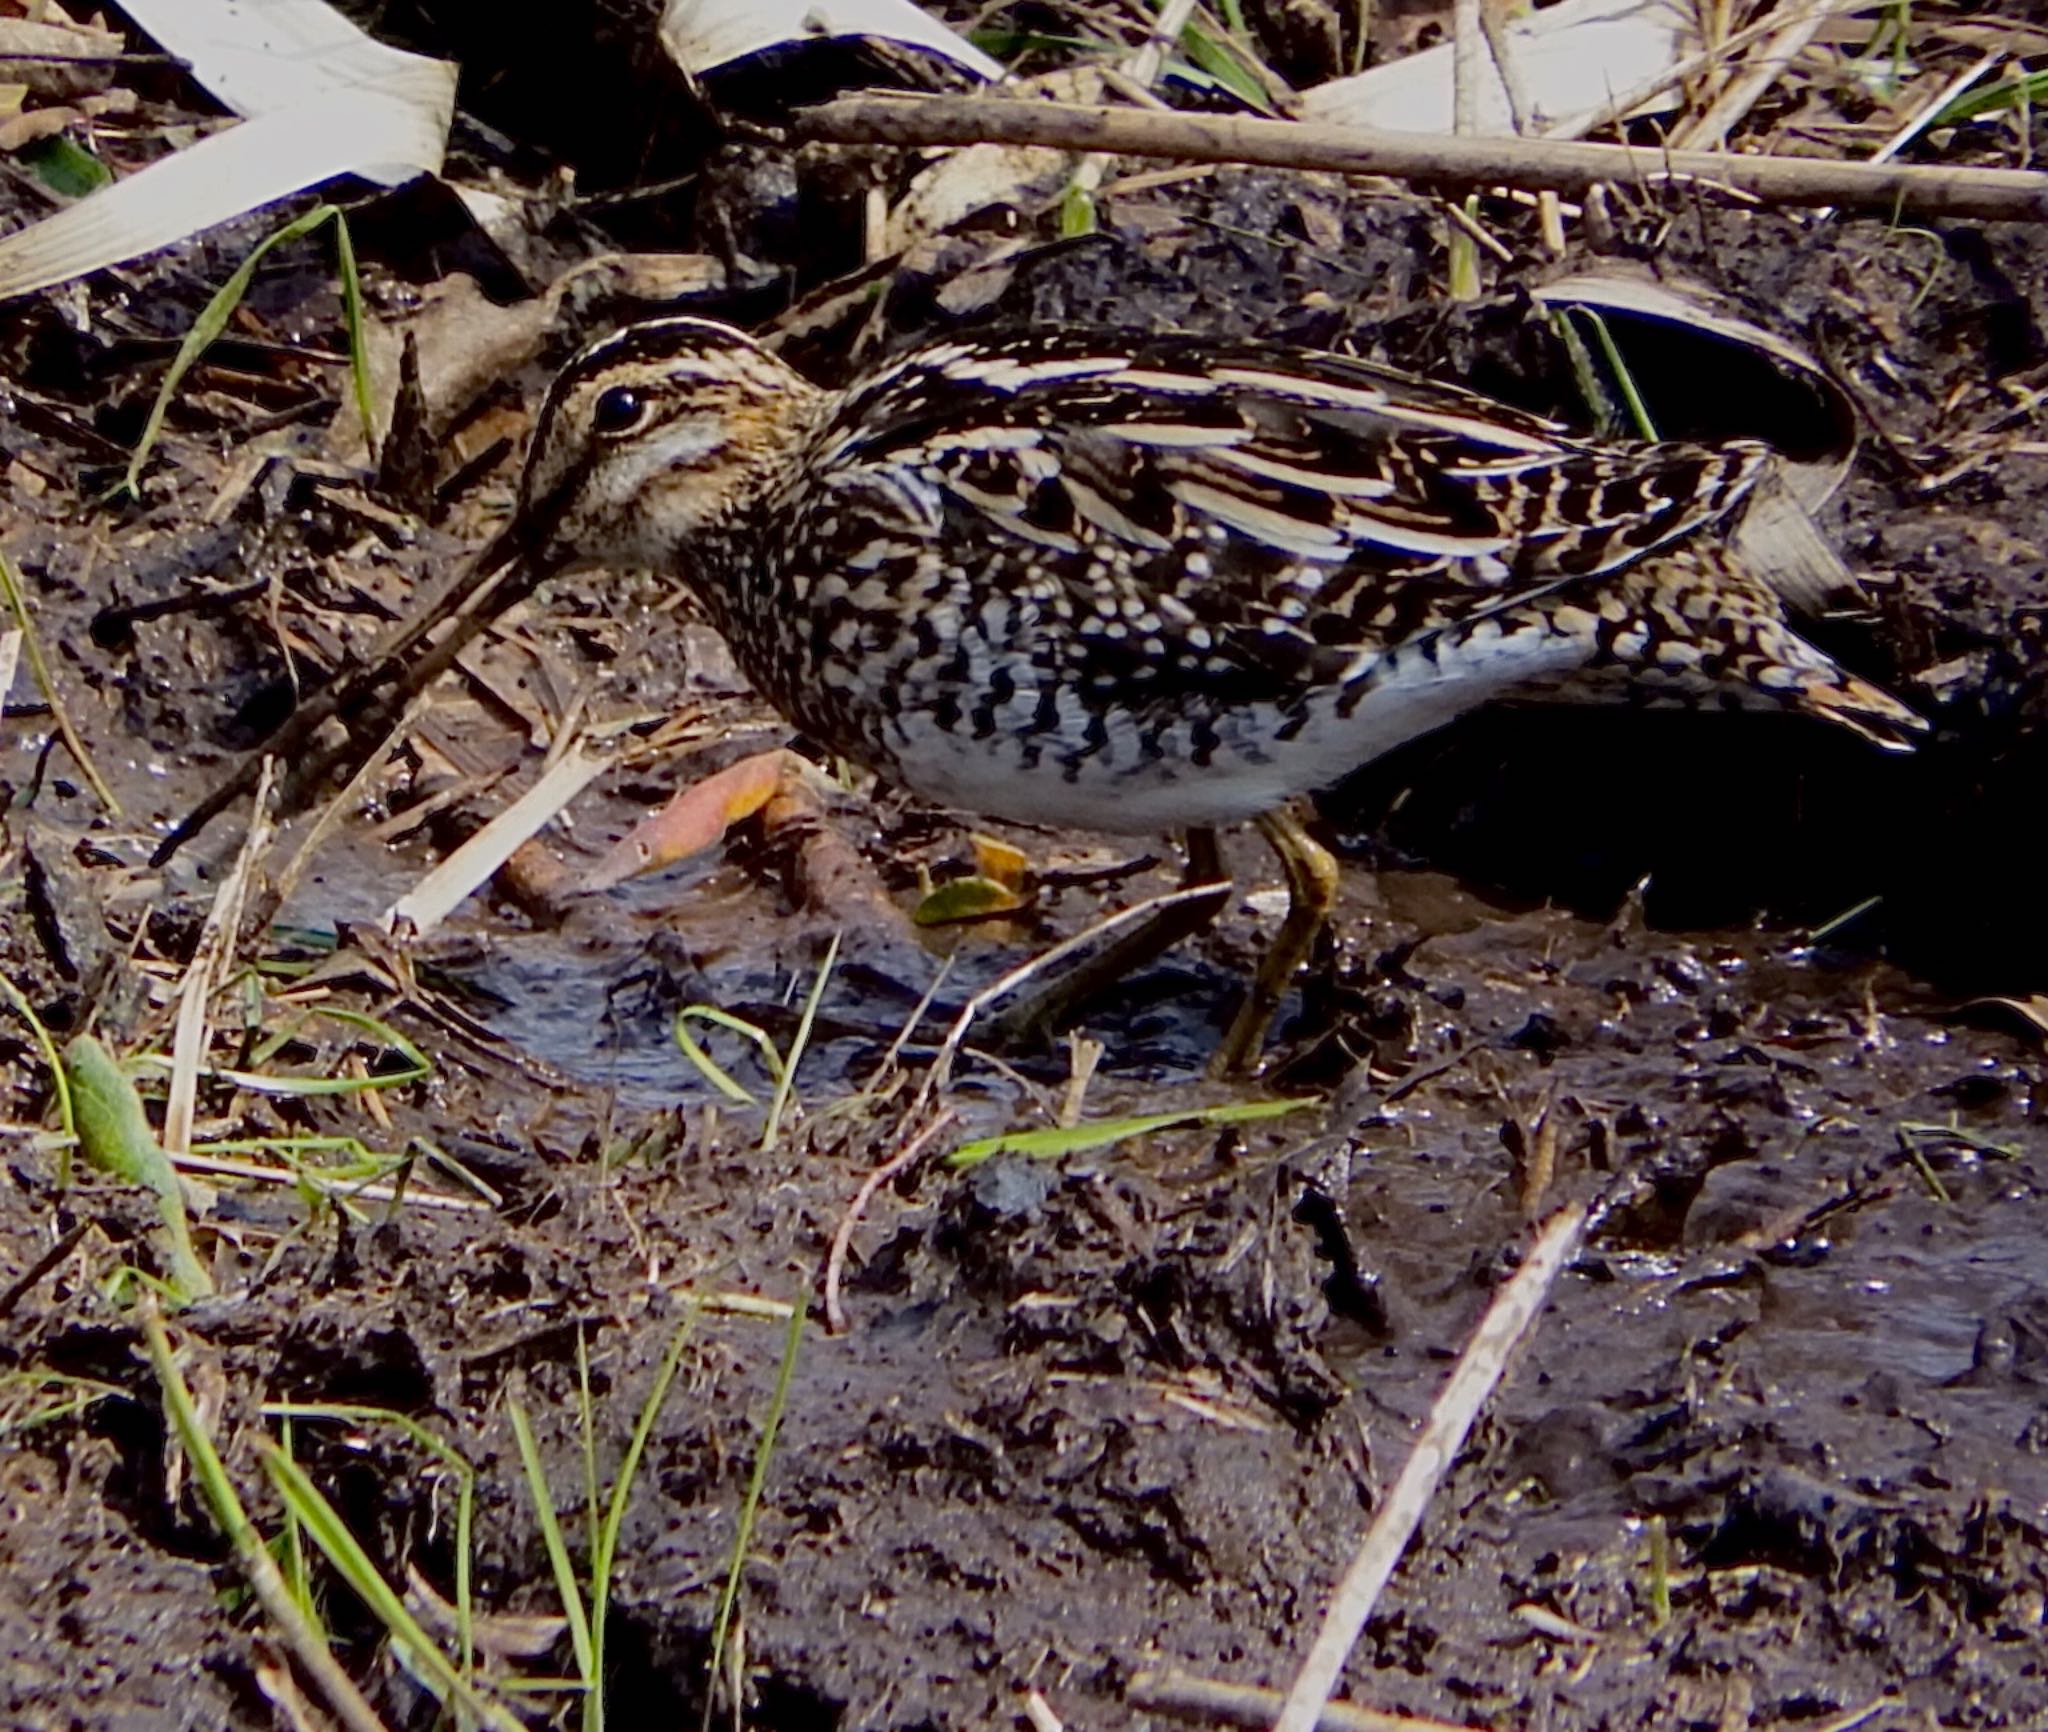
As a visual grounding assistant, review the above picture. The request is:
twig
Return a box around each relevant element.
[909,881,1227,1111]
[1814,50,1999,222]
[0,1220,91,1320]
[1128,1668,1482,1732]
[167,1148,487,1213]
[1809,1693,1902,1732]
[1446,0,1483,300]
[1673,0,1836,152]
[795,94,2048,221]
[384,742,609,938]
[1021,1688,1066,1732]
[1548,0,1860,143]
[1452,0,1480,138]
[822,1108,955,1333]
[1271,1204,1588,1732]
[1064,0,1199,220]
[1477,0,1533,136]
[0,549,121,815]
[165,760,275,1157]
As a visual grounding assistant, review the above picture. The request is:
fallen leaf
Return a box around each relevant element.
[0,12,120,100]
[913,875,1027,926]
[0,106,77,152]
[576,748,793,892]
[1967,996,2048,1040]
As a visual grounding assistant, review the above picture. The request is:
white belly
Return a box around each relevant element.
[881,628,1589,833]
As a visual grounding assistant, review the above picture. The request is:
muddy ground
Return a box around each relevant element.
[5,6,2048,1730]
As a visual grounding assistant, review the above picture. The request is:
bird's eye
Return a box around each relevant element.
[592,385,648,437]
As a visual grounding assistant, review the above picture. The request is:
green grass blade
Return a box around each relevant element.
[507,1388,597,1688]
[1549,307,1623,438]
[277,1414,319,1626]
[213,1004,432,1096]
[705,1295,805,1725]
[674,1007,782,1105]
[0,1370,123,1437]
[258,1440,525,1732]
[1934,69,2048,127]
[588,1309,699,1732]
[763,932,840,1149]
[576,1330,603,1580]
[140,1305,392,1732]
[947,1096,1317,1170]
[126,203,338,495]
[332,210,378,462]
[261,1402,479,1686]
[0,970,76,1179]
[1177,23,1272,111]
[1577,309,1660,441]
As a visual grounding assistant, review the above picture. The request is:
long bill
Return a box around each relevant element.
[151,517,564,866]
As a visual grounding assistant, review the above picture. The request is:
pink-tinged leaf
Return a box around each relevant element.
[577,749,790,892]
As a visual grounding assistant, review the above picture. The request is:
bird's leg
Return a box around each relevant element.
[1209,807,1341,1078]
[986,828,1232,1045]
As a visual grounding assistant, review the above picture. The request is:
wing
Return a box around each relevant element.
[807,328,1772,702]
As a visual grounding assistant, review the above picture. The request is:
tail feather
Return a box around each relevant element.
[1787,665,1926,752]
[1511,540,1927,749]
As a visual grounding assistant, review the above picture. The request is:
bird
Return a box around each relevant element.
[165,315,1926,1073]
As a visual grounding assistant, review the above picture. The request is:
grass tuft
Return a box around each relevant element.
[510,1306,701,1732]
[125,203,379,496]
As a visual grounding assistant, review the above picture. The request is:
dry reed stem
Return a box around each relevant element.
[1271,1204,1588,1732]
[797,94,2048,220]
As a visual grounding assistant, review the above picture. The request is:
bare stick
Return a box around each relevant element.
[822,1108,954,1334]
[1069,0,1199,208]
[1674,0,1836,152]
[910,880,1228,1111]
[1129,1668,1484,1732]
[165,760,276,1156]
[1545,0,1861,144]
[1271,1204,1587,1732]
[796,95,2048,221]
[384,743,609,938]
[1477,0,1534,136]
[1452,0,1480,138]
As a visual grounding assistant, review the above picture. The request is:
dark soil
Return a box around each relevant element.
[4,8,2048,1731]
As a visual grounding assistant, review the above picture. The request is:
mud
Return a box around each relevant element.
[4,11,2048,1731]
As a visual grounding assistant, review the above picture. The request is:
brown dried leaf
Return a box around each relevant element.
[0,11,120,100]
[0,104,76,150]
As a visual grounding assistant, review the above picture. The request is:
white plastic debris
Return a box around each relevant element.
[0,0,455,301]
[661,0,1002,83]
[1301,0,1693,136]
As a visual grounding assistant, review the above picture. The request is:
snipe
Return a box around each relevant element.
[167,316,1925,1072]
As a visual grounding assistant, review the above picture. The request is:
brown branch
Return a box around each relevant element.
[796,95,2048,223]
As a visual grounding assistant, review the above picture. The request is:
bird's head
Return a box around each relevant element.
[508,317,828,577]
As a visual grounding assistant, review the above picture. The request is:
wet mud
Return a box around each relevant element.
[5,16,2048,1731]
